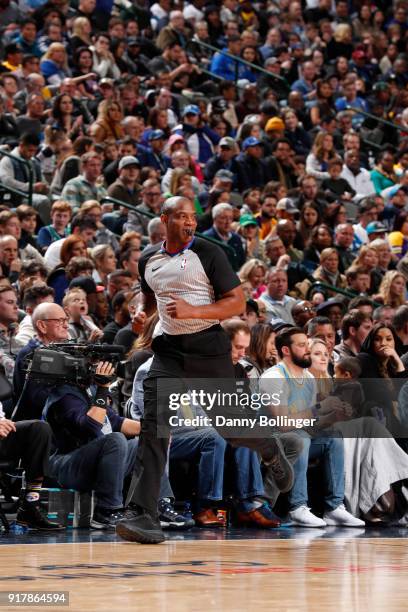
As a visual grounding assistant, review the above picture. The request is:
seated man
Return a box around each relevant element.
[0,411,62,530]
[43,359,142,529]
[0,133,51,225]
[260,327,365,527]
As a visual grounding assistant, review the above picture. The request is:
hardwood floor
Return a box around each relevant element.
[1,535,408,611]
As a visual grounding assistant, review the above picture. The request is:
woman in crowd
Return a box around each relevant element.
[351,245,382,294]
[310,80,335,127]
[70,17,92,57]
[241,323,278,379]
[40,42,71,86]
[47,235,89,304]
[308,337,408,526]
[91,244,117,286]
[306,132,338,181]
[303,223,333,269]
[238,259,267,299]
[357,323,408,443]
[313,248,347,295]
[143,107,171,143]
[50,93,84,139]
[89,99,124,143]
[72,47,98,99]
[376,271,407,308]
[294,204,321,251]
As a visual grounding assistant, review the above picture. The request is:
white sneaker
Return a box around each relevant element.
[323,504,365,527]
[289,506,327,527]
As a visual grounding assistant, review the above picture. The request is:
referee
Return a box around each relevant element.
[116,197,294,544]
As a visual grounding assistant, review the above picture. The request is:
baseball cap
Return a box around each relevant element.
[215,169,234,182]
[366,221,387,235]
[219,136,236,149]
[148,129,166,141]
[118,155,141,170]
[69,276,97,295]
[242,136,262,151]
[315,297,346,314]
[265,117,285,132]
[240,214,258,228]
[182,104,200,117]
[127,37,143,46]
[276,198,299,214]
[373,81,389,92]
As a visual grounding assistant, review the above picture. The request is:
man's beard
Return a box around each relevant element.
[291,352,312,369]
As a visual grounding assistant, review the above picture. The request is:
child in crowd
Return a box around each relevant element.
[321,158,356,201]
[37,200,71,252]
[333,356,365,418]
[63,287,102,342]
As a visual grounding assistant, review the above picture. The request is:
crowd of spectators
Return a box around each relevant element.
[1,0,408,533]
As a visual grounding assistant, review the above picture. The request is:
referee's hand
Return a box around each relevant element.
[166,296,194,319]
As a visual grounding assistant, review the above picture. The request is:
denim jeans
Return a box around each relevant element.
[232,446,264,511]
[170,429,226,502]
[170,429,265,509]
[288,433,345,512]
[49,433,173,510]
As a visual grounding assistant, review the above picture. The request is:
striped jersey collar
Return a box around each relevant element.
[160,237,195,257]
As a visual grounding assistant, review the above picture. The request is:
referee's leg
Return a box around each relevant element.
[127,375,171,517]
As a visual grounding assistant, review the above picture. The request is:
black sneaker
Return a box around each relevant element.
[16,503,64,531]
[90,507,125,529]
[262,437,294,493]
[158,499,195,530]
[116,508,165,544]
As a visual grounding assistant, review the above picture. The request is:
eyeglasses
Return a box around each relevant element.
[41,317,69,325]
[145,192,161,197]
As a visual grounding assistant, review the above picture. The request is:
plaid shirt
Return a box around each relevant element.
[61,175,107,213]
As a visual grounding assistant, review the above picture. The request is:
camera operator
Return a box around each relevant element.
[13,302,70,421]
[43,360,141,529]
[0,410,62,530]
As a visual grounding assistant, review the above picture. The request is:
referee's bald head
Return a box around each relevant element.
[161,196,193,216]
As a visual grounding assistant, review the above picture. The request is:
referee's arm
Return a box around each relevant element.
[166,286,245,320]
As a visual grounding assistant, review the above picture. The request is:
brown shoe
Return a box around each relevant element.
[237,504,281,528]
[193,508,226,527]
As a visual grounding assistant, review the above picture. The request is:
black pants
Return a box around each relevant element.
[0,420,51,481]
[130,326,284,517]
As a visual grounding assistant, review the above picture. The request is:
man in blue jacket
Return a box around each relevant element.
[210,34,244,81]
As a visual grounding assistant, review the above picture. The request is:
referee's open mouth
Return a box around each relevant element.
[184,229,195,237]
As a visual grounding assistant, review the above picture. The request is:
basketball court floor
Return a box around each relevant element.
[1,527,407,611]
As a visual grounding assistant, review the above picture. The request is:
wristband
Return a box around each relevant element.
[93,386,111,409]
